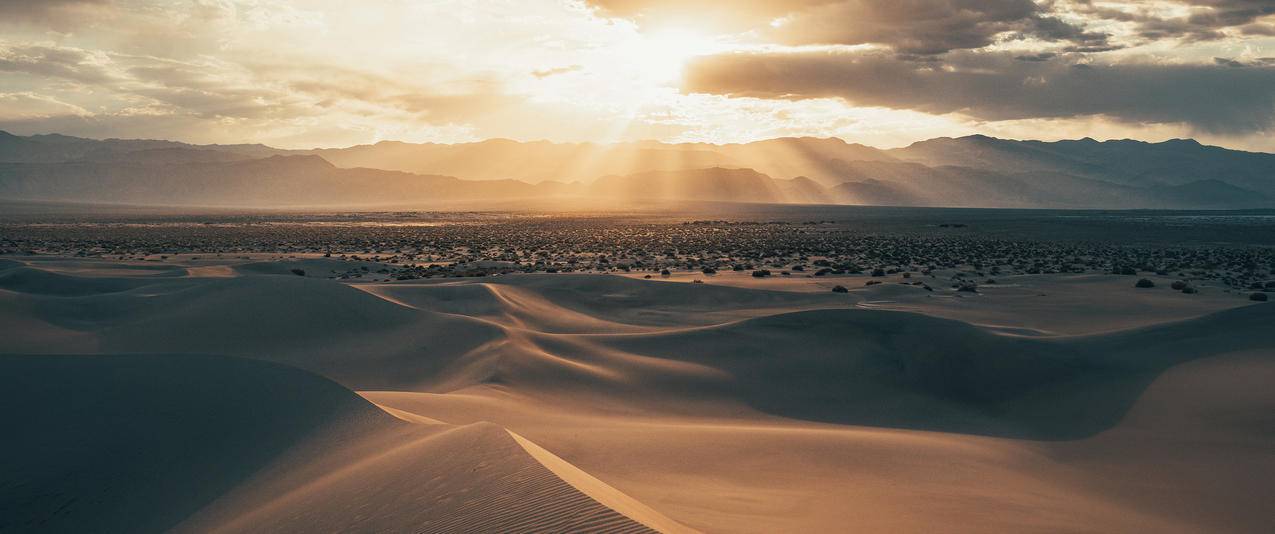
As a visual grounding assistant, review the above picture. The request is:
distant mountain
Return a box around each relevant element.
[71,147,256,164]
[891,135,1275,197]
[829,161,1270,209]
[310,136,894,185]
[0,131,291,164]
[311,139,733,183]
[775,176,835,204]
[1,130,1271,209]
[584,165,1269,208]
[0,154,572,207]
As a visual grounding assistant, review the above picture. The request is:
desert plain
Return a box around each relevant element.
[2,206,1273,533]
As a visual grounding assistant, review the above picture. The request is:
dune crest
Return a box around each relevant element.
[2,255,1271,532]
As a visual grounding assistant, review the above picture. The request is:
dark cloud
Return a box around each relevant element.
[684,50,1275,133]
[1073,0,1275,42]
[765,0,1109,55]
[1186,0,1275,27]
[0,0,110,29]
[590,0,1111,55]
[1016,52,1059,62]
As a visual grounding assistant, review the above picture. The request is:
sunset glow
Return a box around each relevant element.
[0,1,1272,150]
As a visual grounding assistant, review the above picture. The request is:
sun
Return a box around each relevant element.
[622,29,718,85]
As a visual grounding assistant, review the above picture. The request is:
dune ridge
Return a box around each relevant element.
[0,352,692,534]
[2,258,1267,437]
[2,256,1271,532]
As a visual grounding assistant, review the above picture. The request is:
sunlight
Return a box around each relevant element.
[622,29,718,85]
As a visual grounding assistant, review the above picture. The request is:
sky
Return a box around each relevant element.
[1,0,1273,150]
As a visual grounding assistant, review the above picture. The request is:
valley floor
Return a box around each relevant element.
[2,254,1272,533]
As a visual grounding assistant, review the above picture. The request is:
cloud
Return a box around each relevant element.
[0,43,120,84]
[763,0,1110,55]
[531,65,583,78]
[1070,0,1275,43]
[586,0,833,33]
[0,0,110,29]
[1,1,1272,150]
[591,0,1111,55]
[0,92,90,121]
[684,49,1275,133]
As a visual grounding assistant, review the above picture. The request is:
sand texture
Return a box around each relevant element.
[2,255,1272,533]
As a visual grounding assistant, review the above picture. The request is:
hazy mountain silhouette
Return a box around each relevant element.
[0,152,570,207]
[891,135,1275,197]
[0,130,291,164]
[310,136,894,186]
[0,131,1271,209]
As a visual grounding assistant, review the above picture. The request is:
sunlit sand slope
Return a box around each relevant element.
[2,257,1271,533]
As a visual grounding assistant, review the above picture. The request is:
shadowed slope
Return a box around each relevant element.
[0,266,162,296]
[0,268,506,390]
[2,261,1269,441]
[0,354,688,534]
[559,304,1275,439]
[0,354,394,533]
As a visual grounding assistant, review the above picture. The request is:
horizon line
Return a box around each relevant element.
[3,129,1262,155]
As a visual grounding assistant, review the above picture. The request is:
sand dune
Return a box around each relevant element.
[181,420,675,534]
[0,353,394,532]
[0,353,691,534]
[1,256,1271,532]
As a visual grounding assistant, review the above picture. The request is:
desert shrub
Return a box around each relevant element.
[291,268,306,276]
[1135,278,1155,288]
[1251,292,1269,302]
[1170,280,1188,290]
[701,267,717,275]
[832,285,848,293]
[751,269,771,278]
[1181,286,1198,294]
[871,268,886,277]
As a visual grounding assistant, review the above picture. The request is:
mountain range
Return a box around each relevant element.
[1,130,1271,209]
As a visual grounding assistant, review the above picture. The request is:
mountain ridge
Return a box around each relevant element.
[1,130,1271,209]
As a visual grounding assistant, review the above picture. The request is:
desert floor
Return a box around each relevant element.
[2,254,1272,533]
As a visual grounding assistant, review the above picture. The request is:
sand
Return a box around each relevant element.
[1,254,1271,533]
